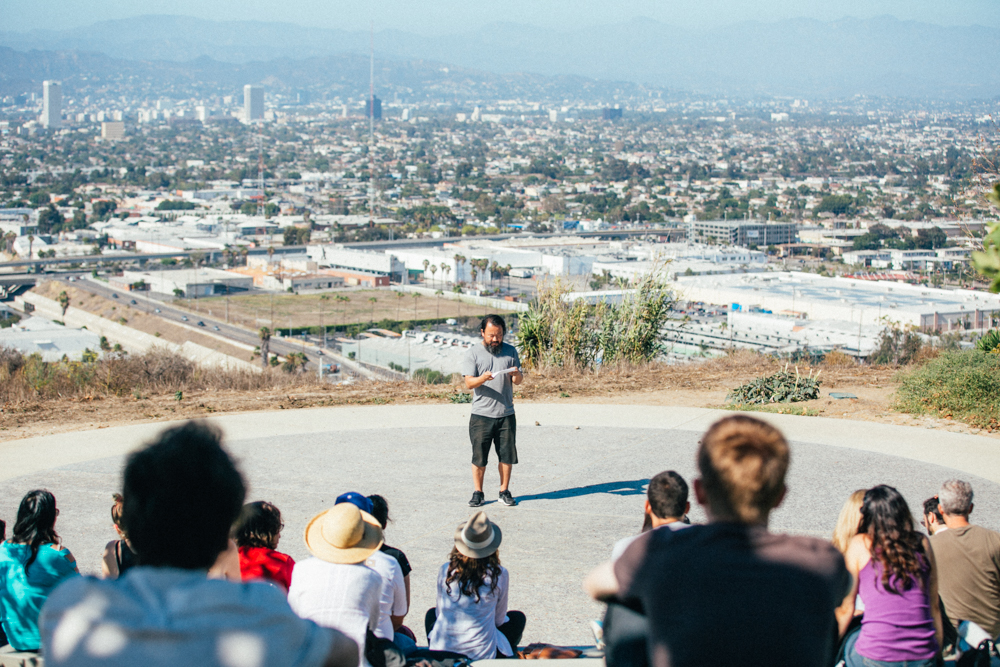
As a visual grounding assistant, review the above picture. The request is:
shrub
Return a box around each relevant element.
[726,365,822,405]
[895,350,1000,431]
[413,368,450,384]
[975,329,1000,354]
[870,325,923,365]
[517,268,675,370]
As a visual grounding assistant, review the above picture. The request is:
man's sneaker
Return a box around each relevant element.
[469,491,485,507]
[499,489,518,506]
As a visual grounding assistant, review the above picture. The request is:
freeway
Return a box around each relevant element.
[0,226,679,271]
[52,275,377,379]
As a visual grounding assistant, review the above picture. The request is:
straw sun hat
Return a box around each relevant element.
[305,503,384,564]
[454,511,502,559]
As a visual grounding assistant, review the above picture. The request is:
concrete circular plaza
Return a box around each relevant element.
[3,405,1000,646]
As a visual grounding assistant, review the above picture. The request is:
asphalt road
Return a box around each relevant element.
[56,275,342,374]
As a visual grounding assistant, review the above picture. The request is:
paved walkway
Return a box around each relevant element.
[2,405,1000,646]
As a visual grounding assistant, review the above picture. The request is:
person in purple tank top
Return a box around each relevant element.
[837,485,943,667]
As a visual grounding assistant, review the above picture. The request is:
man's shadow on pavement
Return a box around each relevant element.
[512,479,649,504]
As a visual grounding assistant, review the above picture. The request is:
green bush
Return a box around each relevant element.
[975,329,1000,354]
[413,368,450,384]
[895,351,1000,431]
[726,365,822,405]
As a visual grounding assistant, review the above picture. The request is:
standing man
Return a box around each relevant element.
[462,314,522,508]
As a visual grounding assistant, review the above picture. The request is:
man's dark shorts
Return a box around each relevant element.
[469,414,517,467]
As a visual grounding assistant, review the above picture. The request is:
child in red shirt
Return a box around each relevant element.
[232,501,294,592]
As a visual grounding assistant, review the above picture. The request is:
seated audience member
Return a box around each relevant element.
[40,421,357,667]
[832,489,866,554]
[289,503,384,667]
[100,493,138,579]
[837,485,942,667]
[332,492,407,654]
[922,497,946,536]
[930,479,1000,640]
[0,490,78,652]
[585,415,850,667]
[368,494,415,653]
[234,501,295,592]
[426,512,525,660]
[208,538,242,581]
[611,470,690,561]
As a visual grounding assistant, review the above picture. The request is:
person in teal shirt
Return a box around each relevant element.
[0,490,78,651]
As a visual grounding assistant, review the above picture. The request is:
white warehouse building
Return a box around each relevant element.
[675,272,1000,332]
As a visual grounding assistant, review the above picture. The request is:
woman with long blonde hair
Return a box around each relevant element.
[832,489,867,554]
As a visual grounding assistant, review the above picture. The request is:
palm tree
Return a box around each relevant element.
[504,264,512,293]
[368,296,377,325]
[395,291,405,320]
[27,234,34,263]
[259,327,272,370]
[412,292,421,318]
[319,294,329,347]
[454,254,466,283]
[441,262,450,285]
[429,264,437,287]
[422,259,430,283]
[470,266,479,284]
[337,295,350,329]
[435,289,443,318]
[58,290,70,317]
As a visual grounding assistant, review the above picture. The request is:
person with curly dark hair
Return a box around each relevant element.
[0,489,78,652]
[837,484,943,667]
[233,501,295,592]
[425,512,525,659]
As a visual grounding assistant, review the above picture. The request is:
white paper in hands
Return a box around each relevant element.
[491,367,519,379]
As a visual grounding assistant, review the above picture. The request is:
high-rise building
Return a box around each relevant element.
[42,81,61,129]
[366,95,382,120]
[243,85,264,122]
[101,122,126,141]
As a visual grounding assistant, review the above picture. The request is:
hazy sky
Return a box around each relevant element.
[3,0,999,33]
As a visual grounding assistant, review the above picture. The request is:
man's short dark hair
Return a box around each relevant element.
[647,471,688,520]
[122,421,246,569]
[923,497,944,522]
[480,314,506,335]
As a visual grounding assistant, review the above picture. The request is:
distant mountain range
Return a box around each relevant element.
[2,14,999,99]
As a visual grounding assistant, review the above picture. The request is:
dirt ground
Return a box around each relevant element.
[2,345,993,444]
[173,289,502,331]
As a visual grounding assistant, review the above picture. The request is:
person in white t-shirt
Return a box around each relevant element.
[289,503,385,667]
[330,493,409,653]
[39,421,357,667]
[610,470,691,561]
[426,512,525,660]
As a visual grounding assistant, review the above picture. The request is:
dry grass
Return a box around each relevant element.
[173,289,496,330]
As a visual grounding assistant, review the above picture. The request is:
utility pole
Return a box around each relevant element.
[368,22,376,230]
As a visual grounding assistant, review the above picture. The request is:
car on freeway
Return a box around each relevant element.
[154,308,161,313]
[181,316,188,321]
[197,321,205,327]
[111,293,118,299]
[130,299,137,305]
[212,325,220,331]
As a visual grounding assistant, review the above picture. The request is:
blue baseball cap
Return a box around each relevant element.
[335,491,374,515]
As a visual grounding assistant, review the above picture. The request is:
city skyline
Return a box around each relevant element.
[1,0,998,34]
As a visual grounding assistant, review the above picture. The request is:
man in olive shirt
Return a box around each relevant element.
[931,479,1000,639]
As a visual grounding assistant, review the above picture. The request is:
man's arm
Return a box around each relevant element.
[510,368,523,385]
[464,371,493,390]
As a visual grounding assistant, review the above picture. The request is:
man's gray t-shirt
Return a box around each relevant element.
[461,342,520,418]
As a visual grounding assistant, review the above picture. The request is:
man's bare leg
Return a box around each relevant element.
[499,462,512,492]
[472,464,486,493]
